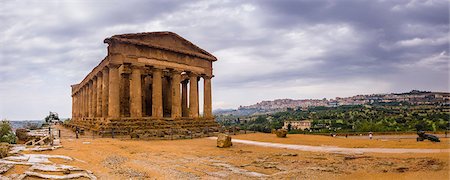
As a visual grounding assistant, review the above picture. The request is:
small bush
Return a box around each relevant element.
[0,119,17,144]
[15,128,29,142]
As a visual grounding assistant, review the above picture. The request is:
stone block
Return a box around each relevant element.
[275,129,287,138]
[217,133,232,148]
[0,143,10,158]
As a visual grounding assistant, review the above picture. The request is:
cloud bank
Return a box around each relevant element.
[0,0,448,119]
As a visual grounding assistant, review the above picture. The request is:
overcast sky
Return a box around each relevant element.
[0,0,449,120]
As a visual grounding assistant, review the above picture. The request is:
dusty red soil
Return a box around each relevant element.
[26,126,449,179]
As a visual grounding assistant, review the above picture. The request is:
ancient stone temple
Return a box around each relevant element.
[70,32,218,138]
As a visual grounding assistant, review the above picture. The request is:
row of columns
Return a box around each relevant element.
[72,63,213,119]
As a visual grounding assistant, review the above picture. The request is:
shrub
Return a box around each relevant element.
[15,128,29,142]
[0,119,17,144]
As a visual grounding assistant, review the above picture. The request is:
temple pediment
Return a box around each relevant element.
[104,32,217,61]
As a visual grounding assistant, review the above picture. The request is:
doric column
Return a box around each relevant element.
[181,80,188,117]
[102,68,109,117]
[81,88,84,117]
[143,75,152,117]
[203,75,213,118]
[72,94,75,118]
[85,86,88,117]
[90,81,94,117]
[83,86,88,117]
[188,72,199,118]
[96,73,103,117]
[108,64,120,118]
[152,68,163,118]
[130,65,142,117]
[74,93,77,118]
[77,92,80,117]
[92,77,97,117]
[171,70,182,118]
[87,83,90,117]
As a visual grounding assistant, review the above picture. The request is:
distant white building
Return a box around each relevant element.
[283,120,312,130]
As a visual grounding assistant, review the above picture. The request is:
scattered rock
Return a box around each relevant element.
[281,153,298,156]
[0,163,13,174]
[237,150,252,154]
[378,161,394,166]
[276,153,298,157]
[275,129,287,138]
[130,133,140,139]
[103,155,127,169]
[344,155,370,160]
[395,167,409,173]
[307,167,335,172]
[0,143,10,158]
[217,134,232,148]
[117,168,148,178]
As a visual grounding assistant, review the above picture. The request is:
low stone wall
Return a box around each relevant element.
[66,117,219,139]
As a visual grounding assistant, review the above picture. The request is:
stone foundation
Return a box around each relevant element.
[67,117,219,139]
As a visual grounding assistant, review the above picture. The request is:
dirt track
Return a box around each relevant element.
[216,138,450,154]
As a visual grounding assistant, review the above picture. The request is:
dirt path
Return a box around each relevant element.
[212,138,450,154]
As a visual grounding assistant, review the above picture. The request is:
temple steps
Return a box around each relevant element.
[66,117,219,139]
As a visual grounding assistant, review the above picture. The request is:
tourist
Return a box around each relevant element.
[369,132,373,140]
[75,127,79,139]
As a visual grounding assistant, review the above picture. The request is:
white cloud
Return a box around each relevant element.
[396,36,448,47]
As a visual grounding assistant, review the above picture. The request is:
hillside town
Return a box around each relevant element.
[233,90,449,114]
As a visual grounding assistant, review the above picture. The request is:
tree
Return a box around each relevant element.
[0,119,17,144]
[44,112,60,123]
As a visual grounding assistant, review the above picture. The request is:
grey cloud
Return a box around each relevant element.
[0,0,448,119]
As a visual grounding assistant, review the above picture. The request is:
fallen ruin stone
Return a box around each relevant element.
[0,143,10,158]
[29,163,82,172]
[3,154,72,164]
[395,167,409,173]
[275,129,287,138]
[217,134,232,148]
[24,171,97,180]
[344,155,371,160]
[0,163,13,174]
[277,153,298,157]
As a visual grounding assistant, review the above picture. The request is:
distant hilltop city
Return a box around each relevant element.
[215,90,450,116]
